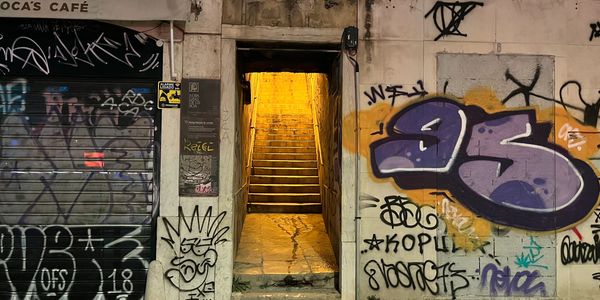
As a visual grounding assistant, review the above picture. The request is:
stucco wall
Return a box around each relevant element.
[310,73,343,259]
[153,1,600,300]
[156,3,235,299]
[355,1,600,299]
[223,0,357,28]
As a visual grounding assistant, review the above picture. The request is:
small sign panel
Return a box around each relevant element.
[157,81,181,109]
[179,79,221,197]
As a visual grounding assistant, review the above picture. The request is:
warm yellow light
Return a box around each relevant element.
[247,72,327,116]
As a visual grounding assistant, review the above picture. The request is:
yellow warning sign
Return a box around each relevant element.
[157,81,181,109]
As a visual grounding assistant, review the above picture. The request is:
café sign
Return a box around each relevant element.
[0,0,189,20]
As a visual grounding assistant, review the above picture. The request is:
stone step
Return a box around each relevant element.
[250,175,319,184]
[256,110,312,116]
[256,127,314,132]
[256,105,311,109]
[252,159,317,168]
[255,123,314,129]
[257,118,313,124]
[247,202,321,213]
[248,191,321,202]
[257,112,313,116]
[253,139,315,147]
[258,103,310,106]
[250,184,320,194]
[253,152,316,161]
[254,146,316,154]
[253,167,317,176]
[232,273,337,295]
[256,119,313,124]
[233,213,339,295]
[231,290,341,300]
[258,104,310,108]
[255,132,315,140]
[257,113,313,117]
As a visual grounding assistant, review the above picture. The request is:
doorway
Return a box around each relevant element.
[232,43,342,296]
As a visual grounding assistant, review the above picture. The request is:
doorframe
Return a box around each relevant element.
[220,27,358,299]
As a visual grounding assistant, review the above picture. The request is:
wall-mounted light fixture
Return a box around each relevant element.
[342,26,358,53]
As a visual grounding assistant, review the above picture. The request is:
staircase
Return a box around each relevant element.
[235,73,338,299]
[248,105,321,213]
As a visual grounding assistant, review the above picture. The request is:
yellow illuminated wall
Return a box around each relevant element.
[246,71,340,260]
[247,72,328,116]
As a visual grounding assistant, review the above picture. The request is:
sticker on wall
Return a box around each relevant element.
[157,81,181,109]
[179,79,220,197]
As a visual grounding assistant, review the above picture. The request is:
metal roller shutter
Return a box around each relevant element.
[0,19,161,299]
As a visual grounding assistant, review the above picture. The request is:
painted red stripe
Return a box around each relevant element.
[572,227,583,241]
[84,152,105,159]
[84,161,105,168]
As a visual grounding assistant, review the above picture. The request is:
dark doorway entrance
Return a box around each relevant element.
[232,43,342,297]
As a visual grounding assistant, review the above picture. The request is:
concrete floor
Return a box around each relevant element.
[234,213,338,276]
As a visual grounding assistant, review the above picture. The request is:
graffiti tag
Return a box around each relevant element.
[425,1,484,41]
[364,259,469,299]
[561,233,600,265]
[370,98,599,231]
[161,206,229,300]
[590,22,600,41]
[364,80,428,106]
[0,225,149,299]
[515,236,548,270]
[0,78,27,114]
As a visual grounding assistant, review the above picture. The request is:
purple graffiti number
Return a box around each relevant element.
[372,100,466,178]
[460,113,583,211]
[370,97,599,231]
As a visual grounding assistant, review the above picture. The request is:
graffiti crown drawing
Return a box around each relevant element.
[161,206,229,297]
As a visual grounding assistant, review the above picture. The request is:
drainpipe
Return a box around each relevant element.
[342,26,360,299]
[169,20,177,80]
[350,56,360,300]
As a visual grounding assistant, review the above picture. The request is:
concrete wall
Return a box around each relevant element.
[233,74,252,256]
[311,73,343,260]
[354,1,600,299]
[223,0,357,28]
[156,2,236,299]
[152,0,600,299]
[154,1,356,299]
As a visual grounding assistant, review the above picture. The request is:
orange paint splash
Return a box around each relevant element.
[551,107,600,160]
[343,102,396,158]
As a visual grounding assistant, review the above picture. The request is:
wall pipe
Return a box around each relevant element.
[350,55,360,300]
[169,20,177,80]
[342,45,360,299]
[354,6,360,298]
[341,27,361,298]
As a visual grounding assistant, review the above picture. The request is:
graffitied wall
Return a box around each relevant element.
[353,51,600,299]
[159,205,230,300]
[0,78,157,225]
[0,18,162,78]
[0,18,161,299]
[146,0,600,298]
[30,0,594,298]
[0,225,151,299]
